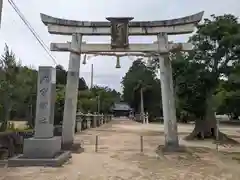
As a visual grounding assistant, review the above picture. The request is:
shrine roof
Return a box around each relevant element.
[112,103,132,111]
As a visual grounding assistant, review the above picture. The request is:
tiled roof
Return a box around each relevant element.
[112,103,132,111]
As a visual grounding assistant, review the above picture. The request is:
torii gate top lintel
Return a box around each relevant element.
[40,11,203,28]
[40,11,204,35]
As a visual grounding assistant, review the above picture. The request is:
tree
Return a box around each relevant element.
[184,14,240,140]
[54,84,65,125]
[122,60,162,119]
[148,14,240,141]
[56,64,88,90]
[0,45,91,128]
[78,86,121,113]
[0,45,21,131]
[13,66,37,127]
[217,64,240,119]
[171,52,208,123]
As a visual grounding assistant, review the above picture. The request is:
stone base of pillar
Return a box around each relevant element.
[23,137,61,158]
[61,142,83,152]
[8,151,71,167]
[7,136,71,167]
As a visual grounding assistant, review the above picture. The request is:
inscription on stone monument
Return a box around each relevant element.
[39,88,48,96]
[40,75,50,84]
[36,69,52,125]
[39,102,48,109]
[39,117,48,123]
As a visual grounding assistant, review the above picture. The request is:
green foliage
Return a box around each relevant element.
[56,64,88,90]
[0,44,22,130]
[78,86,121,113]
[54,84,65,125]
[0,44,119,129]
[171,52,208,120]
[149,14,240,124]
[217,64,240,118]
[122,60,162,118]
[188,14,240,121]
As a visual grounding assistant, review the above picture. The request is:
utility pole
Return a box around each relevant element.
[97,95,100,113]
[90,64,93,89]
[140,87,144,123]
[0,0,3,28]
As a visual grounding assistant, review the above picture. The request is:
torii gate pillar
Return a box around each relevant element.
[158,34,179,149]
[62,34,82,147]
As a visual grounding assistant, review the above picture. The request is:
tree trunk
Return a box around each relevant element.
[0,98,11,132]
[185,90,216,139]
[185,118,216,140]
[185,91,238,144]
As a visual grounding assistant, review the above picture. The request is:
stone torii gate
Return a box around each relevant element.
[40,12,204,150]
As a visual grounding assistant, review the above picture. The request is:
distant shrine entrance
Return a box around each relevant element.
[111,102,133,117]
[40,12,204,150]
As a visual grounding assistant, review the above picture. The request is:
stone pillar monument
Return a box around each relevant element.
[8,66,71,167]
[62,34,82,147]
[23,66,61,158]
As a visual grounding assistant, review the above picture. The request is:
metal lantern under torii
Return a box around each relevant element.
[82,54,87,64]
[115,56,121,68]
[82,53,122,69]
[81,51,156,69]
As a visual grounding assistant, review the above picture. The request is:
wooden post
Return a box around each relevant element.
[95,135,98,152]
[90,64,93,89]
[140,136,143,152]
[215,112,219,151]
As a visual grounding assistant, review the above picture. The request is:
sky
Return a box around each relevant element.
[0,0,239,92]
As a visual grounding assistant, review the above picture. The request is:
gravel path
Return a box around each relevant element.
[1,119,240,180]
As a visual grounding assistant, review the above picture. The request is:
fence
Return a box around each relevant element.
[0,113,113,160]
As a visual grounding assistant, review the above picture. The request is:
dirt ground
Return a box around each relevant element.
[1,119,240,180]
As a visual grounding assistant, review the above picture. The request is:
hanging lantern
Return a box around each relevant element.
[82,54,87,64]
[115,56,121,68]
